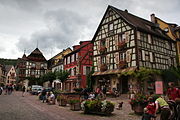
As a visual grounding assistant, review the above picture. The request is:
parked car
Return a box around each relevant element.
[30,85,43,95]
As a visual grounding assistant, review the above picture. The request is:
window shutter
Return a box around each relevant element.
[115,52,119,64]
[98,41,101,50]
[142,50,145,61]
[97,57,101,71]
[83,66,86,75]
[114,35,118,46]
[106,54,110,63]
[150,52,153,62]
[137,31,140,39]
[125,32,130,43]
[126,49,132,62]
[148,34,151,44]
[106,38,109,48]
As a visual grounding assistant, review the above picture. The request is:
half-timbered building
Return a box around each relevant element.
[16,48,47,87]
[92,6,177,94]
[64,41,93,92]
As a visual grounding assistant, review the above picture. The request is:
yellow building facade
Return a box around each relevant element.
[152,14,180,64]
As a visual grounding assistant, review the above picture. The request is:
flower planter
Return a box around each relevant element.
[99,46,107,54]
[100,64,108,72]
[118,41,126,49]
[70,103,81,111]
[59,99,67,106]
[131,103,147,115]
[82,100,114,116]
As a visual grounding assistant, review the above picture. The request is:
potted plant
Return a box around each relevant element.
[118,41,126,49]
[129,93,148,115]
[81,100,114,115]
[73,88,83,93]
[57,95,67,106]
[69,99,81,111]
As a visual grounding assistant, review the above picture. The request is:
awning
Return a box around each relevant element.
[92,67,137,76]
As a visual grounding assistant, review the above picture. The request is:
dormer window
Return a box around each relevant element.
[164,27,169,33]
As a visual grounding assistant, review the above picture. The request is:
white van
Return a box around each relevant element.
[31,85,43,95]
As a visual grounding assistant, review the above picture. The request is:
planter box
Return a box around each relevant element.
[70,103,81,111]
[59,99,67,106]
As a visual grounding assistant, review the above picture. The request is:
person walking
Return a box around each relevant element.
[0,86,3,95]
[41,88,46,103]
[22,86,26,97]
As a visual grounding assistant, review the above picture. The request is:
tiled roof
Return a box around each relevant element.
[27,48,47,62]
[110,6,171,40]
[92,5,172,41]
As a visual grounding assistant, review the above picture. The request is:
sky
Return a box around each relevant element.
[0,0,179,60]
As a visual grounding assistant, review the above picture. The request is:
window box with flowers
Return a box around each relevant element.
[81,100,114,115]
[129,93,148,115]
[118,41,126,49]
[100,64,108,72]
[99,46,107,54]
[119,60,127,69]
[57,95,67,106]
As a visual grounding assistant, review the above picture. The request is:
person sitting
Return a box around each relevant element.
[48,91,55,105]
[88,92,95,100]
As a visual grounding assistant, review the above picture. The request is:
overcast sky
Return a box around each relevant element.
[0,0,179,60]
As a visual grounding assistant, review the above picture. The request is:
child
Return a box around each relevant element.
[142,97,156,120]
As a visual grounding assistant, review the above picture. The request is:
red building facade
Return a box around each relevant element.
[64,41,93,92]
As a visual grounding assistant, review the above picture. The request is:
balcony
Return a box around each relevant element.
[99,46,107,54]
[100,64,108,72]
[119,61,127,69]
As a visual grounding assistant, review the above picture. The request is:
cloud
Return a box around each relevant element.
[1,0,179,59]
[16,8,91,59]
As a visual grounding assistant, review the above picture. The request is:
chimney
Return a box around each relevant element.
[151,13,156,23]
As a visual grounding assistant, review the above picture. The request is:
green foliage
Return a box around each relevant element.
[129,93,148,105]
[40,71,56,84]
[27,77,41,86]
[86,67,95,91]
[53,89,63,95]
[69,99,80,104]
[162,66,180,85]
[0,58,17,66]
[56,70,70,83]
[81,100,114,115]
[119,67,161,82]
[73,88,83,93]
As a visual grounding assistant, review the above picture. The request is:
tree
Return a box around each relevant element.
[86,67,95,91]
[162,66,180,86]
[27,77,41,86]
[56,70,70,83]
[40,72,56,86]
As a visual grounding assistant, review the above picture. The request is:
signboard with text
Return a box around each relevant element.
[155,81,163,94]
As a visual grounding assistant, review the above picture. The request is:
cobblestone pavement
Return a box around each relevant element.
[0,91,144,120]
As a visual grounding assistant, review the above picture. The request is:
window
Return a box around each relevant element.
[101,56,106,64]
[101,39,106,46]
[109,23,113,31]
[71,54,74,62]
[74,67,77,75]
[86,67,91,75]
